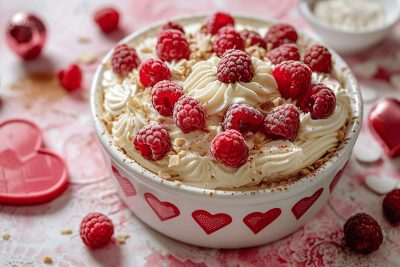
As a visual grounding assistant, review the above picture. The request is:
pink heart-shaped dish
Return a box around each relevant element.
[0,119,68,205]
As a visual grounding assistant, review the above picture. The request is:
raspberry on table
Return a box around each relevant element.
[94,7,120,33]
[111,44,140,75]
[240,29,266,49]
[264,23,298,50]
[217,49,254,83]
[213,26,244,57]
[223,104,264,134]
[263,104,300,141]
[205,12,235,35]
[308,84,336,119]
[139,58,171,87]
[210,129,249,168]
[57,64,82,91]
[272,60,312,99]
[152,80,184,116]
[162,21,185,34]
[156,29,191,62]
[267,44,300,65]
[383,189,400,224]
[80,213,114,249]
[173,95,205,133]
[133,124,171,161]
[344,213,383,254]
[304,44,333,73]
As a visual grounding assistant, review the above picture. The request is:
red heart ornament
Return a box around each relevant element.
[369,98,400,157]
[291,188,323,220]
[192,210,232,235]
[243,208,281,234]
[112,166,136,197]
[144,193,180,221]
[0,119,68,205]
[329,162,348,193]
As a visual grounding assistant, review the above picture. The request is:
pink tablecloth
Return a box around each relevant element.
[1,0,400,266]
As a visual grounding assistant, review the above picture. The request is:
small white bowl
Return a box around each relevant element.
[91,14,362,248]
[299,0,400,54]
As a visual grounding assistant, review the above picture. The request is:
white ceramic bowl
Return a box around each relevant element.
[90,14,362,249]
[299,0,400,54]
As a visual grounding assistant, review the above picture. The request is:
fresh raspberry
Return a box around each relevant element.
[156,29,191,62]
[57,64,82,91]
[111,44,140,75]
[80,213,114,249]
[273,60,312,99]
[223,104,263,134]
[205,12,235,35]
[217,49,254,83]
[383,189,400,224]
[210,129,249,168]
[267,44,300,65]
[240,30,266,49]
[344,213,383,254]
[308,84,336,119]
[139,58,171,87]
[264,23,298,50]
[263,104,300,141]
[173,95,205,133]
[213,26,244,57]
[151,80,184,116]
[162,21,185,34]
[133,124,171,161]
[94,7,120,33]
[304,44,333,73]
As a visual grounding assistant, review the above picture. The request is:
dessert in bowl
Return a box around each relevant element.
[91,13,362,248]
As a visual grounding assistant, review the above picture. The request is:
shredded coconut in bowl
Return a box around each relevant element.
[313,0,386,32]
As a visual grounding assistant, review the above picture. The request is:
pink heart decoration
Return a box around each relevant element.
[291,188,323,220]
[0,119,68,205]
[329,162,348,193]
[369,98,400,157]
[144,193,180,221]
[243,208,281,234]
[112,166,136,197]
[192,210,232,235]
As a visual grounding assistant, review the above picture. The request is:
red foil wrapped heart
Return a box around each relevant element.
[369,98,400,157]
[6,12,46,60]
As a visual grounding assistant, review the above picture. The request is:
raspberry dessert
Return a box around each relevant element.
[99,13,351,189]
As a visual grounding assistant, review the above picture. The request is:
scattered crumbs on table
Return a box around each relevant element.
[117,232,130,244]
[77,53,97,64]
[43,256,53,264]
[60,228,73,235]
[2,231,10,240]
[78,35,91,43]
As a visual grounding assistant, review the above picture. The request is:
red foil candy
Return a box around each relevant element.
[6,12,46,60]
[369,98,400,157]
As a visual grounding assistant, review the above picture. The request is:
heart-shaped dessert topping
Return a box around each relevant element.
[0,119,68,205]
[369,98,400,157]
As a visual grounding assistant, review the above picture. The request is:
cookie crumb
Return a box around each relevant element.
[158,170,171,179]
[78,35,91,43]
[43,256,53,264]
[116,232,130,245]
[60,228,73,235]
[2,231,10,240]
[168,155,180,167]
[77,54,97,64]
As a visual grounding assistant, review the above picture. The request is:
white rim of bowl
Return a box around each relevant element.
[90,13,363,199]
[299,0,400,34]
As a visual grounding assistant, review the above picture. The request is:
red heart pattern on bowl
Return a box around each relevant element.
[0,119,68,205]
[112,166,136,197]
[369,98,400,157]
[329,162,348,193]
[243,208,281,234]
[291,188,323,220]
[192,210,232,235]
[144,192,180,221]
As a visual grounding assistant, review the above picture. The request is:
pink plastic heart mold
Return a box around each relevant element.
[0,119,68,205]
